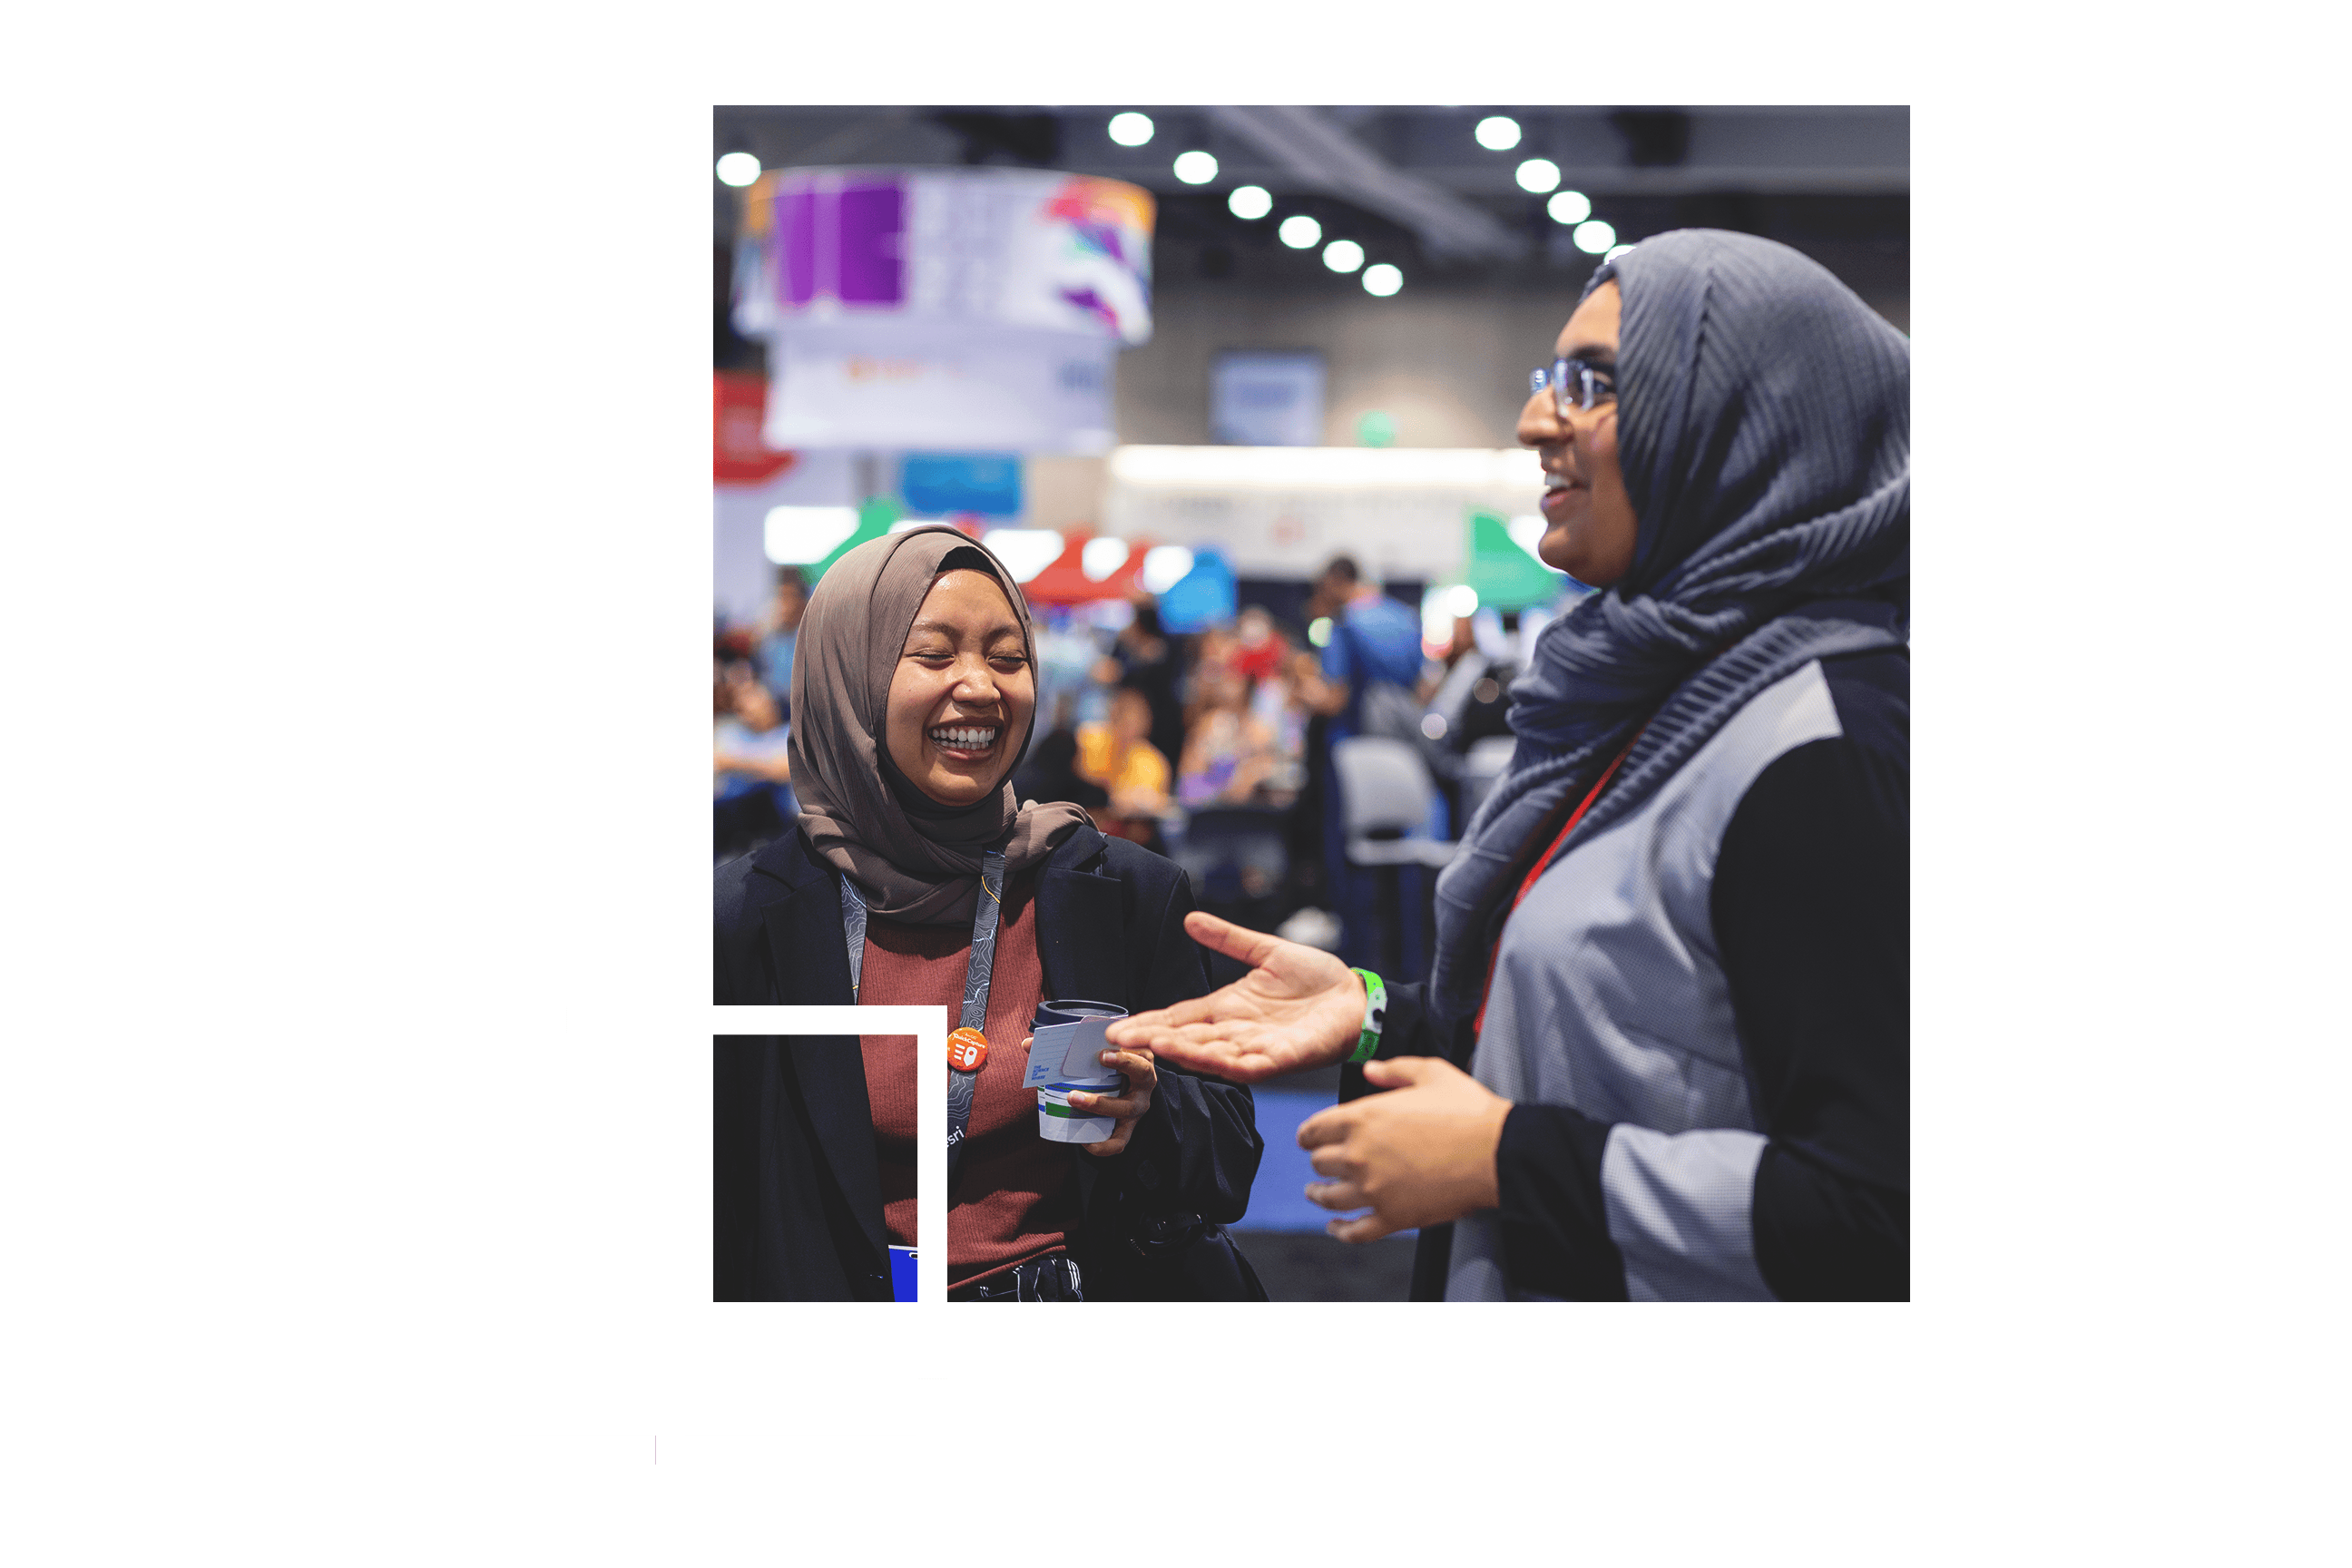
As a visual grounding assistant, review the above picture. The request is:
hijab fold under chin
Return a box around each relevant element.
[785,525,1088,926]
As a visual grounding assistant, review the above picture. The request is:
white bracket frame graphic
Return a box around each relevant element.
[472,1001,950,1466]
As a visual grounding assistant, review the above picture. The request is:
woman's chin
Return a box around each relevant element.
[916,758,1005,808]
[1541,527,1624,588]
[1537,527,1581,575]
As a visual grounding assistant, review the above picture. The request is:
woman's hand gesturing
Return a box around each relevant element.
[1298,1056,1512,1242]
[1104,911,1366,1083]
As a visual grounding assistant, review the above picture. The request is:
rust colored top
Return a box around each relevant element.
[857,870,1074,1285]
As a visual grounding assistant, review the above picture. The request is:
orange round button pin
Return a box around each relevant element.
[946,1027,989,1072]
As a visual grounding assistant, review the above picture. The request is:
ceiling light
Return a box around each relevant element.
[1545,190,1591,225]
[1515,158,1561,193]
[1227,185,1272,220]
[1603,244,1636,262]
[1361,263,1402,297]
[715,152,761,188]
[1573,220,1616,254]
[1108,112,1154,147]
[1278,214,1322,249]
[1322,239,1365,273]
[1172,150,1218,184]
[1474,116,1521,151]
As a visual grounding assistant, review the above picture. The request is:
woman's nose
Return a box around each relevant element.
[1516,387,1562,449]
[952,659,999,701]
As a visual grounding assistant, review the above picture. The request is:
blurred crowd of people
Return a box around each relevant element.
[715,551,1572,971]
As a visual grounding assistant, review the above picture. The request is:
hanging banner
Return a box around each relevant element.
[764,321,1117,453]
[1211,351,1327,447]
[735,168,1153,454]
[901,452,1024,517]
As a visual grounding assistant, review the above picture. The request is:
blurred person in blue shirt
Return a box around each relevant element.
[1314,556,1426,740]
[715,662,797,860]
[754,568,808,716]
[1309,555,1438,973]
[715,673,795,794]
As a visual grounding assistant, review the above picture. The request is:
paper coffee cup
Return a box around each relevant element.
[1036,1085,1119,1143]
[1029,1000,1128,1142]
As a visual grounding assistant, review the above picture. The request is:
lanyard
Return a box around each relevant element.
[840,848,1007,1191]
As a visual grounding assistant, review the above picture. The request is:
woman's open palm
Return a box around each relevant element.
[1105,911,1366,1082]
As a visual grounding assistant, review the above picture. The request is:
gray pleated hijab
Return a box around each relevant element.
[1426,229,1910,1025]
[787,524,1088,926]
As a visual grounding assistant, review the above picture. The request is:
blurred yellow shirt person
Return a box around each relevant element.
[1075,687,1172,813]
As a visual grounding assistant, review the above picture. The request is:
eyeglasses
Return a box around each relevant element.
[1529,358,1617,417]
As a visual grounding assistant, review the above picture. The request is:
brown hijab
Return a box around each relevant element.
[787,524,1089,925]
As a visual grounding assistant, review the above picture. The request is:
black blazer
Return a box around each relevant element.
[713,822,1263,1301]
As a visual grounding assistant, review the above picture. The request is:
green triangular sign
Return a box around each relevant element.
[805,496,904,589]
[1460,507,1565,612]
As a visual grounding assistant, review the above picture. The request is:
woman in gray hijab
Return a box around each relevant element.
[1111,230,1908,1301]
[715,525,1264,1301]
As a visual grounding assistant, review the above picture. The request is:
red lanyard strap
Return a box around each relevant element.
[1473,738,1637,1034]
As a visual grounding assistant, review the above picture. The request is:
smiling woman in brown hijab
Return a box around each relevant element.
[787,524,1089,925]
[715,524,1265,1302]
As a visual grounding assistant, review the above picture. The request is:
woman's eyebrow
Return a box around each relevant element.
[1555,344,1617,366]
[902,618,1026,644]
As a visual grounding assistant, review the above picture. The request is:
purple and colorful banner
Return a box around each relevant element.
[733,167,1154,452]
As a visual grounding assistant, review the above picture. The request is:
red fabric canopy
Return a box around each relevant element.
[1021,532,1146,605]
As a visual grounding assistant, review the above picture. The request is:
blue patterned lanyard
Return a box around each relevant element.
[840,848,1007,1187]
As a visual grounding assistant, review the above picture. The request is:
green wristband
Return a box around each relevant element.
[1347,968,1387,1063]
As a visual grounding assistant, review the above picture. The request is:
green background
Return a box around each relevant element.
[18,5,2333,1561]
